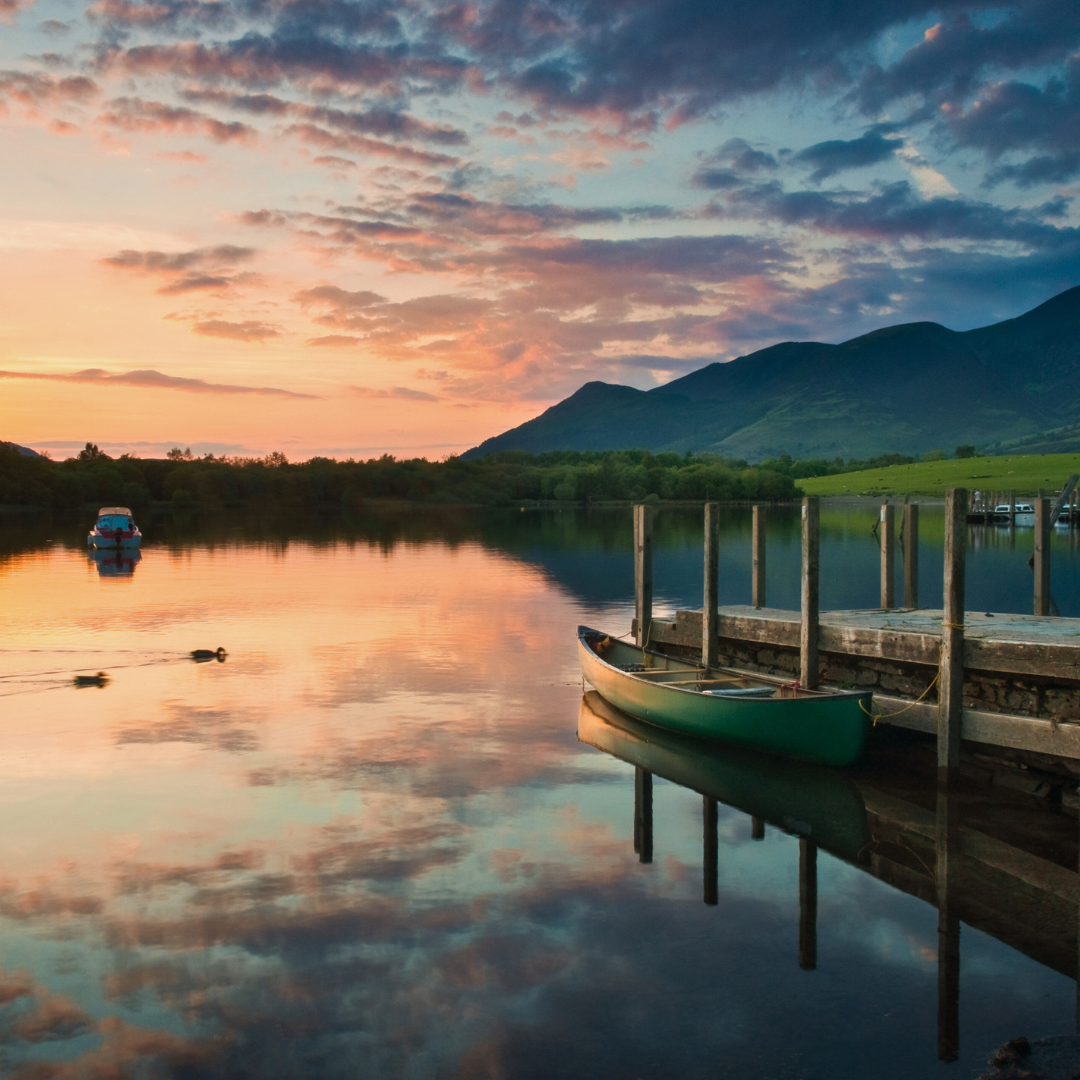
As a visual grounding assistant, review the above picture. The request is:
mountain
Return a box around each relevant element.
[0,441,40,458]
[464,285,1080,461]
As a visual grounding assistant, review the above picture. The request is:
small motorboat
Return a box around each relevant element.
[578,626,872,766]
[991,503,1035,525]
[87,507,142,548]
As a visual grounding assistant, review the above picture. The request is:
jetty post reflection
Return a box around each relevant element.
[634,766,653,863]
[579,689,1080,1065]
[936,784,961,1062]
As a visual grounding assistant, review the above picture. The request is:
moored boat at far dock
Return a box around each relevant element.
[578,626,872,766]
[87,507,142,548]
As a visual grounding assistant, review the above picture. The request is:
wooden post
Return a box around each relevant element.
[633,767,653,864]
[800,497,820,689]
[751,816,765,841]
[1009,490,1016,527]
[634,504,653,648]
[703,796,718,906]
[703,503,719,668]
[936,786,960,1062]
[939,489,967,780]
[1072,489,1077,530]
[752,504,766,608]
[1035,497,1050,617]
[799,838,817,971]
[880,503,895,610]
[903,502,919,609]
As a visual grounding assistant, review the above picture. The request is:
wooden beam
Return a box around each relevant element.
[703,503,719,668]
[880,503,895,610]
[634,504,654,648]
[801,497,820,689]
[939,488,968,778]
[903,503,919,610]
[1035,497,1051,617]
[871,693,1080,760]
[1051,474,1079,527]
[752,504,766,608]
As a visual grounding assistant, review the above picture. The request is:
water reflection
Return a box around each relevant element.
[580,689,1079,1069]
[89,548,141,578]
[0,511,1076,1078]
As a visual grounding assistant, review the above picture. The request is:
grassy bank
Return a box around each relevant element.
[798,453,1080,497]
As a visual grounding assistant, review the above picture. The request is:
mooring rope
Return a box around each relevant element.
[859,668,941,726]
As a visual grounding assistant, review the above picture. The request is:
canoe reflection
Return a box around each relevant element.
[578,690,871,863]
[89,548,142,577]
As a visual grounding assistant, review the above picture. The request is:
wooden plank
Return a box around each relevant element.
[801,497,820,688]
[903,503,919,610]
[872,693,1080,759]
[752,504,766,608]
[939,489,967,777]
[634,504,653,648]
[880,503,895,610]
[1035,497,1050,616]
[703,503,719,668]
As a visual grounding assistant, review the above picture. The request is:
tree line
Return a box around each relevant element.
[0,444,801,509]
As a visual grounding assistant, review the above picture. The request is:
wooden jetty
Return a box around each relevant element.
[630,493,1080,779]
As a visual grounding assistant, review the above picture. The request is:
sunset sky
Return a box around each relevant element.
[1,0,1078,459]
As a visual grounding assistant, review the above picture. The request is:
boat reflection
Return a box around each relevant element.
[579,690,1080,1063]
[578,690,871,862]
[89,548,142,577]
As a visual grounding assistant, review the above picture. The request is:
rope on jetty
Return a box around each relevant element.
[859,669,941,727]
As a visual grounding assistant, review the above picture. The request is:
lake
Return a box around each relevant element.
[0,501,1077,1079]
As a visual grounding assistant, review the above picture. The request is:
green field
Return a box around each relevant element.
[798,453,1080,498]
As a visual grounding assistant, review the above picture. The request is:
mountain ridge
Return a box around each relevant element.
[464,285,1080,460]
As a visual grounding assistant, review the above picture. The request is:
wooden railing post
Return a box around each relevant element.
[903,502,919,609]
[800,497,820,688]
[703,503,719,667]
[752,504,766,608]
[1035,496,1050,616]
[939,489,967,779]
[880,503,895,610]
[634,504,653,647]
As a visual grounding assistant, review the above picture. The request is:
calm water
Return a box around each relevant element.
[0,502,1077,1079]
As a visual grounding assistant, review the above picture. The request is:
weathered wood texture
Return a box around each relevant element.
[1036,497,1051,617]
[939,489,968,775]
[634,504,653,648]
[752,504,766,608]
[801,497,819,688]
[903,503,919,610]
[703,503,719,668]
[881,503,895,610]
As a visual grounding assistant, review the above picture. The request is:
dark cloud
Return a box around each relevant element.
[793,130,903,182]
[98,95,256,142]
[0,70,97,105]
[0,367,316,397]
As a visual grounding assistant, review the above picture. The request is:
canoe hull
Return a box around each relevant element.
[578,627,871,767]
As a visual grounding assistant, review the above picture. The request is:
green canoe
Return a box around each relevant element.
[578,625,872,766]
[578,691,871,862]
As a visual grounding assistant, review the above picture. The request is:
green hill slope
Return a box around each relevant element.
[465,284,1080,461]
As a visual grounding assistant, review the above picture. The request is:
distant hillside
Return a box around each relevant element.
[464,285,1080,460]
[1,441,39,458]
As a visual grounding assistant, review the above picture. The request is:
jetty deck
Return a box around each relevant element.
[644,604,1080,762]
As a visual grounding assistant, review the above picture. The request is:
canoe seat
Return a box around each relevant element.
[702,687,776,698]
